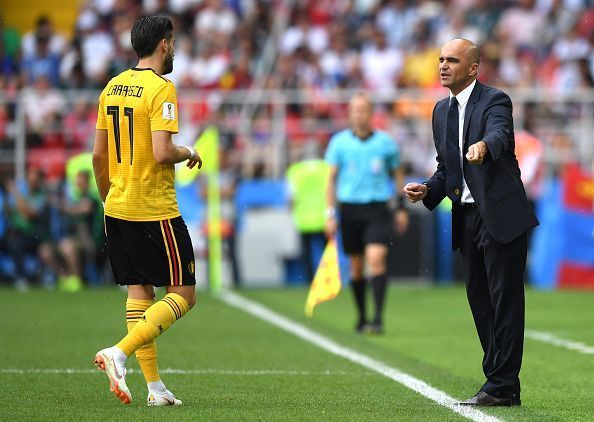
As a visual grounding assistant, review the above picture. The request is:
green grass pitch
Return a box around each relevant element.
[0,284,593,421]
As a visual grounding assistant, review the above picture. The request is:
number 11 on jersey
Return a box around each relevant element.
[107,106,134,164]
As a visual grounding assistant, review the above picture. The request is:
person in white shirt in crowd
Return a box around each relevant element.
[359,29,404,95]
[280,10,329,56]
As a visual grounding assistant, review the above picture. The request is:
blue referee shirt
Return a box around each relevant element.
[324,129,399,203]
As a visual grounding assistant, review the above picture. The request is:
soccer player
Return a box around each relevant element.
[92,16,201,406]
[324,93,408,334]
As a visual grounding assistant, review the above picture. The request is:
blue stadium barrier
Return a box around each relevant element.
[530,179,563,289]
[234,180,288,231]
[175,183,204,225]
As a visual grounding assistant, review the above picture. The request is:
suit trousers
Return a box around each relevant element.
[459,204,526,398]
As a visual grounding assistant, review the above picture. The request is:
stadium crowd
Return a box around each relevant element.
[3,0,594,94]
[1,0,594,289]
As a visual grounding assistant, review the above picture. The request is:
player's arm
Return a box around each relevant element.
[325,165,338,238]
[92,129,110,202]
[152,131,202,169]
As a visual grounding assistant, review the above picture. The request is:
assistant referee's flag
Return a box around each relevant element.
[305,238,341,318]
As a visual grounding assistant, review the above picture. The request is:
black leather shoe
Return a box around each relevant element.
[458,391,521,407]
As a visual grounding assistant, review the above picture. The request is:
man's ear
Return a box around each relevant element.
[469,63,478,77]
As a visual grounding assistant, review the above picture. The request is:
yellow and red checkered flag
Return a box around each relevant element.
[305,238,342,318]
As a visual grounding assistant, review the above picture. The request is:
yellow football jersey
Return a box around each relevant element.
[96,68,180,221]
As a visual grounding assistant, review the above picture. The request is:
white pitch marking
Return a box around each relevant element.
[219,291,501,422]
[525,330,594,354]
[0,368,364,376]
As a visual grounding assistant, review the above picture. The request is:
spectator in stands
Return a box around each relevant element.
[50,170,103,291]
[358,29,404,95]
[351,0,381,17]
[21,34,61,87]
[399,19,440,88]
[190,41,231,89]
[4,168,55,289]
[77,8,115,86]
[21,75,64,146]
[333,0,374,50]
[293,45,324,89]
[542,0,580,47]
[280,9,329,56]
[497,44,536,88]
[242,108,273,177]
[62,100,95,151]
[376,0,419,49]
[0,19,20,80]
[577,5,594,38]
[239,0,273,50]
[0,103,11,148]
[551,25,590,91]
[168,36,193,88]
[273,54,300,90]
[194,0,238,45]
[60,38,90,89]
[220,53,252,89]
[496,0,546,53]
[465,0,502,40]
[21,15,66,58]
[585,31,594,86]
[109,13,137,76]
[435,11,484,46]
[319,32,359,88]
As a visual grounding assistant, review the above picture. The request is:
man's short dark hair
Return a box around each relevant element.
[131,16,173,58]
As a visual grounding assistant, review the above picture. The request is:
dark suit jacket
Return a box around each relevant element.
[423,81,539,250]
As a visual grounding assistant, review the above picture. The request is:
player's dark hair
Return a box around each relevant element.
[131,16,173,58]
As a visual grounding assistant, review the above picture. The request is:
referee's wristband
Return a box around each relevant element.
[326,207,336,219]
[182,145,196,160]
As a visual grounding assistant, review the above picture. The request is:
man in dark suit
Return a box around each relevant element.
[404,39,539,407]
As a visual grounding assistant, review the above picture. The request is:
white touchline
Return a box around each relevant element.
[525,330,594,354]
[0,368,366,376]
[219,291,502,422]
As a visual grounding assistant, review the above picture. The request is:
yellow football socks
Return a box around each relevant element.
[117,293,190,358]
[125,299,160,383]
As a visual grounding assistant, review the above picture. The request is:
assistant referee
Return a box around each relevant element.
[325,93,408,334]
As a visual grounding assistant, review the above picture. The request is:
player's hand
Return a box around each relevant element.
[466,141,487,164]
[403,183,427,203]
[186,147,202,170]
[394,208,409,234]
[324,217,337,239]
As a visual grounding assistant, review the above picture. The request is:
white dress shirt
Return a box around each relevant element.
[450,79,476,204]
